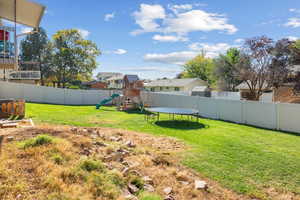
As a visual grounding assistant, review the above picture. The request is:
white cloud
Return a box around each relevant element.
[234,38,244,43]
[164,10,237,35]
[131,4,166,35]
[104,13,115,21]
[168,4,193,14]
[21,27,33,34]
[131,4,237,36]
[144,42,236,65]
[289,8,300,13]
[144,51,198,65]
[123,66,179,73]
[152,34,188,42]
[188,43,233,58]
[287,36,298,41]
[77,29,90,38]
[113,49,127,55]
[285,18,300,28]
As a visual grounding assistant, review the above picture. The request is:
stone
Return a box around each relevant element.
[125,140,136,148]
[144,184,155,192]
[194,180,207,190]
[179,181,189,185]
[164,195,175,200]
[142,176,153,184]
[6,136,14,142]
[163,187,172,195]
[128,183,139,194]
[122,167,130,174]
[110,136,122,142]
[93,141,107,147]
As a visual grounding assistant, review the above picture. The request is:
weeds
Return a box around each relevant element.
[20,134,54,148]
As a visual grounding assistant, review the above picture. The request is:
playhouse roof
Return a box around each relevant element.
[124,75,139,83]
[0,0,45,28]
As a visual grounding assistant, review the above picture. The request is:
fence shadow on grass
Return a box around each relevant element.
[154,120,207,130]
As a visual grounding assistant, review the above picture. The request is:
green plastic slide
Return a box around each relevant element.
[96,94,120,109]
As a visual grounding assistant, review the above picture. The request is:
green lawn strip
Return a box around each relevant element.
[26,103,300,198]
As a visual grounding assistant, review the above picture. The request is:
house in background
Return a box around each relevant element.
[236,82,272,100]
[106,74,124,89]
[145,78,207,92]
[81,80,107,90]
[96,72,123,82]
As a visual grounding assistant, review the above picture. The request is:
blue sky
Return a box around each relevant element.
[12,0,300,79]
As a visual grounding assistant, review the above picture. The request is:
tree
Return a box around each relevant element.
[268,38,293,88]
[237,36,274,100]
[183,52,215,85]
[237,36,293,100]
[20,27,53,85]
[214,48,243,91]
[52,29,100,88]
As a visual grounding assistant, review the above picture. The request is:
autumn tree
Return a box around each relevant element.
[52,29,100,88]
[214,48,243,91]
[183,52,215,86]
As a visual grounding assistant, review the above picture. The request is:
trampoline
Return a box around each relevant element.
[145,107,199,122]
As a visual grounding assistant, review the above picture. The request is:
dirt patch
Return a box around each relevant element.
[0,125,274,200]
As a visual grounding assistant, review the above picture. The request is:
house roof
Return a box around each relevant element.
[146,78,204,87]
[236,81,269,90]
[106,75,124,81]
[124,75,139,83]
[0,0,45,28]
[192,86,210,92]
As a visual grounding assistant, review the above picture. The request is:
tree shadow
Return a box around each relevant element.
[154,120,208,130]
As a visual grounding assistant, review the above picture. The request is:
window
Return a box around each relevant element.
[166,87,169,90]
[160,87,163,91]
[150,87,155,92]
[175,87,180,91]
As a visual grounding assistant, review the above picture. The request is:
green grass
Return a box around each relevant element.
[26,103,300,198]
[20,134,54,149]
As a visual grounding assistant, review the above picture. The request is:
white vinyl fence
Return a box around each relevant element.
[1,81,300,134]
[0,81,116,105]
[141,91,300,134]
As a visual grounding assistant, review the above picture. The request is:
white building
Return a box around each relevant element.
[145,78,207,92]
[106,74,124,89]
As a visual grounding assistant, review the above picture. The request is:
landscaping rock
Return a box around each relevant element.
[6,136,14,142]
[128,183,139,194]
[110,136,122,142]
[142,176,153,184]
[144,184,155,192]
[164,195,175,200]
[194,180,207,190]
[163,187,173,195]
[125,140,136,148]
[93,141,107,147]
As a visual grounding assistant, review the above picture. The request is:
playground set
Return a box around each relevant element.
[96,75,145,111]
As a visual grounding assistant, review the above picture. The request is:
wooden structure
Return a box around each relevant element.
[119,75,144,111]
[0,99,25,118]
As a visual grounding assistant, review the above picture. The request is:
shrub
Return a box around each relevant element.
[51,154,64,165]
[139,192,162,200]
[90,172,120,199]
[21,134,54,148]
[79,159,105,172]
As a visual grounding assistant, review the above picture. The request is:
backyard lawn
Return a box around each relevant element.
[26,103,300,199]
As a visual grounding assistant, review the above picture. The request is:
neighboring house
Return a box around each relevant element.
[81,80,107,90]
[236,81,272,100]
[106,74,124,89]
[145,78,207,92]
[96,72,123,82]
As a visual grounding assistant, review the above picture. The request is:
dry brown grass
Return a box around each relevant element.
[0,125,252,200]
